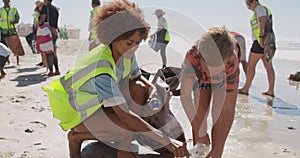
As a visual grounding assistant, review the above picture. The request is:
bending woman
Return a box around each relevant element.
[43,1,188,158]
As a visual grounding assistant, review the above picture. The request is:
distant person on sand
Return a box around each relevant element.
[151,9,170,68]
[59,28,68,40]
[33,1,46,66]
[88,0,101,51]
[37,0,60,76]
[180,26,239,158]
[25,1,43,55]
[33,1,43,32]
[0,43,10,79]
[43,1,189,158]
[0,0,20,65]
[239,0,276,97]
[231,31,248,75]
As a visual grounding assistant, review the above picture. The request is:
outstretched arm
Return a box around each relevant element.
[112,103,189,157]
[180,74,201,138]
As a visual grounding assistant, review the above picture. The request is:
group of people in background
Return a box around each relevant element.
[59,27,68,40]
[0,0,60,78]
[1,0,276,157]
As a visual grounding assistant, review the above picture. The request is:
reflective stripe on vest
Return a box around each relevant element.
[163,17,170,42]
[250,4,272,44]
[42,44,132,130]
[60,60,113,119]
[1,7,17,29]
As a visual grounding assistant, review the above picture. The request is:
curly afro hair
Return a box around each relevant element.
[93,0,150,45]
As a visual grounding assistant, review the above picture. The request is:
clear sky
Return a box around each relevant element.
[8,0,300,40]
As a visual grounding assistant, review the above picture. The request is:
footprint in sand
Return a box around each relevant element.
[19,151,29,158]
[0,137,19,157]
[31,106,45,112]
[29,121,47,128]
[10,95,26,103]
[0,151,15,157]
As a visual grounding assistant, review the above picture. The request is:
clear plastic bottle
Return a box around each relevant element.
[149,98,160,111]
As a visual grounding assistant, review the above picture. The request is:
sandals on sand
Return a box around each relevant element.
[238,89,249,96]
[262,92,275,98]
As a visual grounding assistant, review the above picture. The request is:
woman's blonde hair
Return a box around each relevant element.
[93,0,149,45]
[198,26,234,67]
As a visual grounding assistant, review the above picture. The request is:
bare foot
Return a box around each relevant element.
[0,72,6,79]
[238,89,249,96]
[54,70,60,76]
[48,71,54,77]
[262,91,275,97]
[67,131,83,158]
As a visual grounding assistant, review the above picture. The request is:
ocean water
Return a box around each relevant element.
[276,37,300,50]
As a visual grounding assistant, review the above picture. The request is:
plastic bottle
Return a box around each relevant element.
[149,98,160,111]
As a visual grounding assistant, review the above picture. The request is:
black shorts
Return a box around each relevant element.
[250,40,264,54]
[0,34,10,46]
[0,55,9,68]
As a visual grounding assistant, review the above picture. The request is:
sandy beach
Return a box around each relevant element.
[0,38,300,158]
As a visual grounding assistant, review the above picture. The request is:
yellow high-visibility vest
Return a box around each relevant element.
[42,44,132,131]
[0,7,18,34]
[250,4,272,44]
[163,17,170,42]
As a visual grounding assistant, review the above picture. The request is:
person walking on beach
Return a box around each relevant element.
[231,31,248,75]
[88,0,101,51]
[180,26,239,158]
[37,0,60,76]
[0,0,20,65]
[42,1,189,158]
[239,0,276,97]
[0,43,10,79]
[152,9,170,68]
